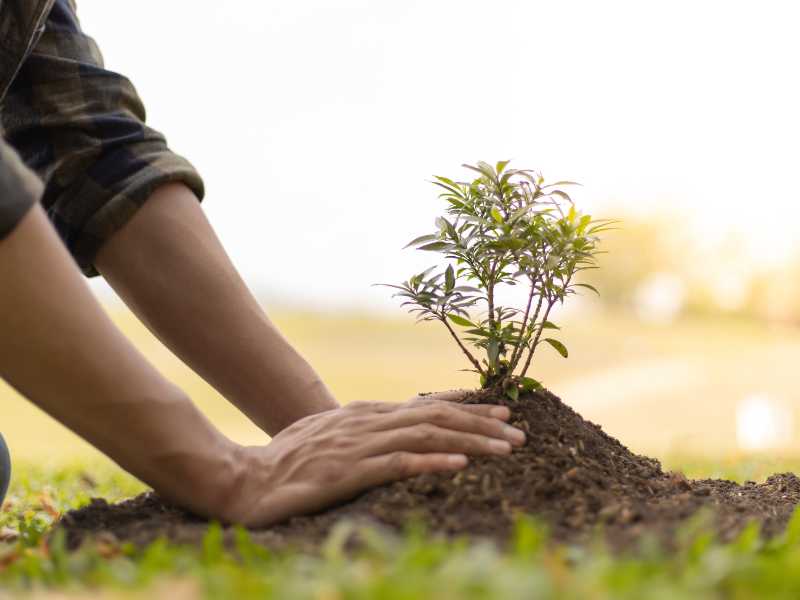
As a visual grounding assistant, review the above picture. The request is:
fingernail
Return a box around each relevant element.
[448,454,468,468]
[490,407,510,420]
[489,439,512,454]
[504,425,526,446]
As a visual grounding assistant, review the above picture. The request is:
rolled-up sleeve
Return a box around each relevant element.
[0,0,204,276]
[0,138,42,240]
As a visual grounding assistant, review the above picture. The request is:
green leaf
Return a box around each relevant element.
[509,206,530,222]
[543,338,568,358]
[447,313,473,327]
[550,190,573,203]
[476,161,496,179]
[445,264,455,292]
[520,377,543,392]
[465,328,490,337]
[432,181,464,197]
[403,234,438,249]
[574,283,600,295]
[490,207,504,224]
[540,321,560,330]
[505,385,519,401]
[496,160,510,174]
[487,239,526,251]
[542,180,581,188]
[437,217,458,239]
[434,175,458,187]
[418,241,451,251]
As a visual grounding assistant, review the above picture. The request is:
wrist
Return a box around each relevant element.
[250,374,339,435]
[283,376,339,422]
[149,439,240,519]
[131,396,245,521]
[210,444,279,525]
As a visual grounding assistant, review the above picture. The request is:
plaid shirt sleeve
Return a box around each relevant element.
[0,0,205,276]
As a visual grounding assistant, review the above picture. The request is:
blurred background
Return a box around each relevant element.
[3,0,800,464]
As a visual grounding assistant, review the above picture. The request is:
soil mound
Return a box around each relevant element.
[58,389,800,553]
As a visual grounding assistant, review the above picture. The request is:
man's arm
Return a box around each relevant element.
[0,205,238,516]
[0,148,526,530]
[95,182,337,435]
[0,204,526,525]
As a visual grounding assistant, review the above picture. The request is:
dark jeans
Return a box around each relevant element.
[0,432,9,505]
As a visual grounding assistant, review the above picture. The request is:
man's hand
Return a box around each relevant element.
[215,393,526,527]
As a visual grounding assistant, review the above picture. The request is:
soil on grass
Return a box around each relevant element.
[57,388,800,553]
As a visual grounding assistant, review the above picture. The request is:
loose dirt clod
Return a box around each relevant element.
[57,389,800,553]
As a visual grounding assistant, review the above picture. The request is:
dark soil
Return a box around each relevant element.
[57,388,800,553]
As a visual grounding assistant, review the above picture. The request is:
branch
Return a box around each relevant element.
[486,262,497,331]
[519,298,555,380]
[508,282,543,375]
[440,315,486,376]
[507,263,541,372]
[519,274,573,379]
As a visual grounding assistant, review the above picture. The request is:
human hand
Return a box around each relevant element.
[216,392,525,526]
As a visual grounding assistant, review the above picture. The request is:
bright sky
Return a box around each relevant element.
[78,0,800,311]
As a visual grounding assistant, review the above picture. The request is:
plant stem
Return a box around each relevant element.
[509,270,547,380]
[487,263,497,331]
[519,298,555,380]
[508,268,540,373]
[440,316,485,376]
[519,274,573,379]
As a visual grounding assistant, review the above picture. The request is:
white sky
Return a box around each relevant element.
[78,0,800,311]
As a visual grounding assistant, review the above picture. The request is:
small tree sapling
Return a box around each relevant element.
[380,161,612,400]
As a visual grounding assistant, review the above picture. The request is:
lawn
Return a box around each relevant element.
[3,458,800,599]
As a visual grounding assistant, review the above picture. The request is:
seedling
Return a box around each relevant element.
[380,161,612,399]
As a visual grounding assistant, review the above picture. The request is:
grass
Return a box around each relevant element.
[3,458,800,599]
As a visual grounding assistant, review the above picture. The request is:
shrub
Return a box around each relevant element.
[381,161,612,398]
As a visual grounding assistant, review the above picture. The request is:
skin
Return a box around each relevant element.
[0,193,526,525]
[94,182,337,435]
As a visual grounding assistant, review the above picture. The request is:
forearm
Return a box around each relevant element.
[0,206,238,516]
[95,183,338,436]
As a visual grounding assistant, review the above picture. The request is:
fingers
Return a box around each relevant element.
[407,392,511,420]
[358,452,469,488]
[409,398,511,421]
[443,403,511,421]
[358,423,515,459]
[369,404,525,447]
[346,398,512,422]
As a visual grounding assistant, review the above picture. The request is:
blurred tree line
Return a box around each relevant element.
[582,210,800,325]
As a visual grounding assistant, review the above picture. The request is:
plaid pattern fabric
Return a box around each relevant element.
[0,0,52,101]
[0,0,205,275]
